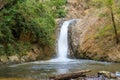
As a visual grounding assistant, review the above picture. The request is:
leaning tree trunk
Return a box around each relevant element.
[110,8,119,44]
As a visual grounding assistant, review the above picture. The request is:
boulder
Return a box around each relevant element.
[0,56,8,63]
[98,71,117,79]
[8,55,20,63]
[27,52,37,61]
[21,56,29,62]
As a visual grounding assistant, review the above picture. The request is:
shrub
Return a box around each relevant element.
[0,0,66,56]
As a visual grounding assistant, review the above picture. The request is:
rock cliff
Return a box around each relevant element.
[67,0,120,62]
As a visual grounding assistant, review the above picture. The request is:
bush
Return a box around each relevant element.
[0,0,66,56]
[44,0,67,18]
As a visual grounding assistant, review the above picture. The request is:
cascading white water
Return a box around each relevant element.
[50,19,76,62]
[57,20,73,59]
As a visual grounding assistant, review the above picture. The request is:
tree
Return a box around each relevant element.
[105,0,119,44]
[94,0,119,44]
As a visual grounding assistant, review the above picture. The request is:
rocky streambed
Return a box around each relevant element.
[50,70,120,80]
[0,70,120,80]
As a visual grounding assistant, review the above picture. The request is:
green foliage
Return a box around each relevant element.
[44,0,67,18]
[5,42,30,56]
[104,0,113,8]
[0,0,66,56]
[99,13,109,18]
[95,23,120,39]
[95,25,113,38]
[0,45,5,56]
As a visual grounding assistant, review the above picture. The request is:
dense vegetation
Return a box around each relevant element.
[0,0,66,56]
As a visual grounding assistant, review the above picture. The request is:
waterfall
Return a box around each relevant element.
[50,19,76,62]
[57,20,74,59]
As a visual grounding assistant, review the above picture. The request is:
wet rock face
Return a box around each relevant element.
[68,20,81,58]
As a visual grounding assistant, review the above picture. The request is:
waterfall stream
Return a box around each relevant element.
[57,20,75,59]
[50,19,76,62]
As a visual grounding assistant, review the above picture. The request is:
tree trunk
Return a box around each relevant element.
[110,8,119,44]
[49,69,91,80]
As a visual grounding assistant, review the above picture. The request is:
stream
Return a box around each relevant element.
[0,60,120,80]
[0,19,120,80]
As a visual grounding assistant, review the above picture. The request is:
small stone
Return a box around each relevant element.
[111,73,117,79]
[98,71,111,78]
